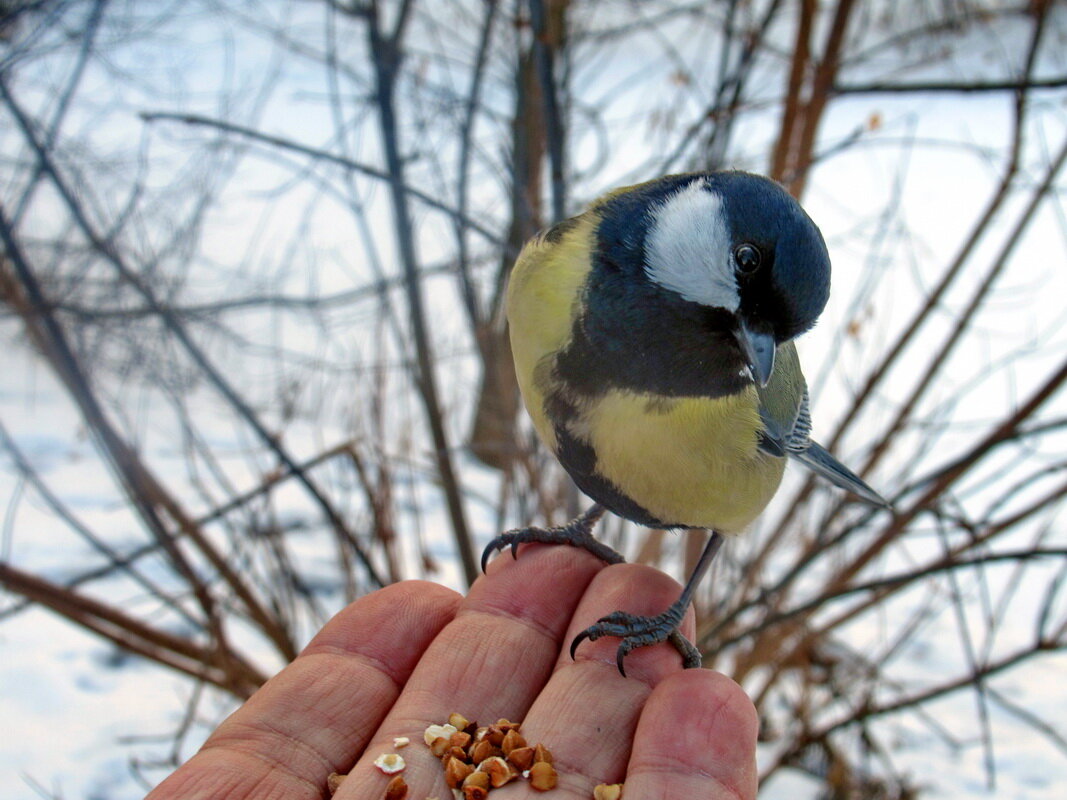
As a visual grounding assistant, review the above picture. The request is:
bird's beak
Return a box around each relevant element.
[735,317,776,387]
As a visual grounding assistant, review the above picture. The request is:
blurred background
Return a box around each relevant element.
[1,1,1065,797]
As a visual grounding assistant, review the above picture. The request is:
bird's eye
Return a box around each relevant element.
[734,243,762,274]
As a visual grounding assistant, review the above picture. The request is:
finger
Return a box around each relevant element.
[625,669,759,799]
[147,580,461,800]
[508,563,697,796]
[336,544,605,799]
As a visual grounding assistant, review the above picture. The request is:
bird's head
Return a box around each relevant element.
[634,172,831,386]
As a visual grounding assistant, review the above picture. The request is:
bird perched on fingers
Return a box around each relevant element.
[482,171,888,675]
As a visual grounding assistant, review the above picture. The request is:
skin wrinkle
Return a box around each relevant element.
[549,769,626,799]
[642,773,748,800]
[540,664,647,781]
[198,723,332,796]
[470,546,605,635]
[279,650,401,744]
[341,688,490,797]
[629,733,749,796]
[691,680,759,787]
[298,645,408,696]
[243,758,321,800]
[567,651,666,692]
[458,591,571,647]
[367,690,454,731]
[311,589,454,648]
[437,605,559,697]
[158,754,299,800]
[517,698,643,797]
[206,716,333,769]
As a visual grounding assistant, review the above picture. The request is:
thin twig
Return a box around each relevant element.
[364,0,478,585]
[138,111,504,248]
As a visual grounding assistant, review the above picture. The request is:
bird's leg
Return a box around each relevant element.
[571,531,724,676]
[481,503,623,572]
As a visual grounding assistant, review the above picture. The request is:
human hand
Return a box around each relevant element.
[147,544,758,799]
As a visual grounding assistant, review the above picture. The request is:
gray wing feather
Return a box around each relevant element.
[785,389,813,454]
[760,389,889,508]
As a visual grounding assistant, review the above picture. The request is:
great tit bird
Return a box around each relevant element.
[483,171,887,675]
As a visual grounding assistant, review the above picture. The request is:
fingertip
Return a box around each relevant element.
[467,543,604,636]
[387,579,464,633]
[390,577,464,609]
[655,669,759,746]
[302,580,461,679]
[629,669,759,799]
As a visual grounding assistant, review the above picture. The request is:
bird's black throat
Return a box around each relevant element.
[550,245,752,403]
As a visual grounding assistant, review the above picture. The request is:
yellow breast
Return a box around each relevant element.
[575,389,785,533]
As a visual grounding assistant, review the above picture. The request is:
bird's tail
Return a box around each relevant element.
[792,442,890,508]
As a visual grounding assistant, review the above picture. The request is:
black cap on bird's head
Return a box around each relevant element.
[636,171,831,386]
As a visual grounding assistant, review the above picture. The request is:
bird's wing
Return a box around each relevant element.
[756,342,888,507]
[754,340,806,458]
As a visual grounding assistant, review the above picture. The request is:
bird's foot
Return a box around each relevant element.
[480,503,622,572]
[570,602,701,677]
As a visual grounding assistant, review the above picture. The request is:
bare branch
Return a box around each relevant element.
[363,1,477,585]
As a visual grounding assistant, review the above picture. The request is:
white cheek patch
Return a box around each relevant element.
[644,180,739,312]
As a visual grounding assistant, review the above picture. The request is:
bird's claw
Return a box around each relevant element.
[479,529,529,573]
[570,608,701,677]
[479,527,539,572]
[479,505,618,573]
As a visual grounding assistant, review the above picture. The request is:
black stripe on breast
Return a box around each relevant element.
[544,385,688,529]
[555,420,674,527]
